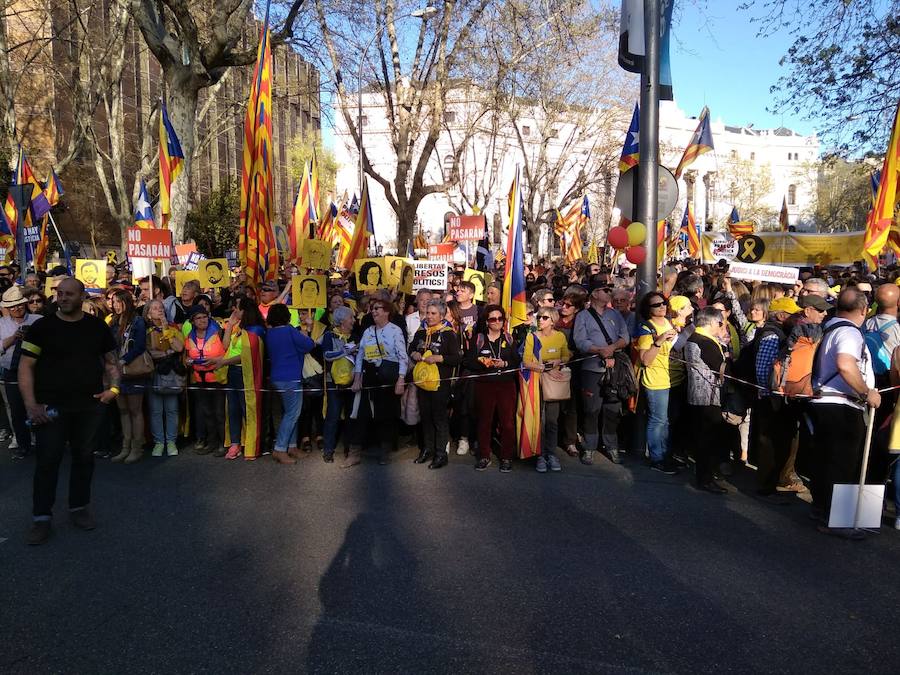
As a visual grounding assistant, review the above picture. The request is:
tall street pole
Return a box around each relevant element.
[636,0,660,300]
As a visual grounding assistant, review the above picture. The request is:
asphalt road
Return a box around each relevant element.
[2,443,898,674]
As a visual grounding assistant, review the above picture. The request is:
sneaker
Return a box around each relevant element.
[323,452,334,463]
[547,454,561,472]
[499,459,512,473]
[565,444,579,457]
[224,444,241,460]
[70,509,96,531]
[580,450,594,465]
[0,429,9,442]
[536,457,548,473]
[650,461,678,475]
[475,457,492,471]
[194,441,212,455]
[166,442,179,457]
[151,442,165,457]
[8,436,18,450]
[457,438,469,455]
[26,520,51,546]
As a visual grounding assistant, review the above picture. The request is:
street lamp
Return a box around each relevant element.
[357,5,439,193]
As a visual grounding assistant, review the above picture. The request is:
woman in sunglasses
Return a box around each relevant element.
[523,307,570,473]
[556,287,587,457]
[465,305,520,472]
[635,291,680,475]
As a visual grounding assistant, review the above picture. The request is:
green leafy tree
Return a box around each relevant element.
[287,136,339,216]
[813,156,874,232]
[184,182,240,257]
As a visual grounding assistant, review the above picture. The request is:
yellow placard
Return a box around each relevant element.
[398,262,414,295]
[384,256,410,285]
[291,275,327,309]
[354,258,386,291]
[700,231,866,267]
[44,276,62,297]
[174,270,200,294]
[301,239,332,270]
[75,259,106,289]
[199,258,229,288]
[463,268,486,302]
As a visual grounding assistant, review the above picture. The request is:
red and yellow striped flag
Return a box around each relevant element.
[339,179,373,269]
[288,162,315,260]
[238,7,279,285]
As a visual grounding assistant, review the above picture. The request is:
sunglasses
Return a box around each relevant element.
[537,315,551,321]
[27,299,43,304]
[649,301,666,308]
[562,302,574,308]
[487,316,503,322]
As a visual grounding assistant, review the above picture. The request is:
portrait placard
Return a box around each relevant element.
[354,258,386,291]
[199,258,230,288]
[291,275,327,309]
[75,259,106,289]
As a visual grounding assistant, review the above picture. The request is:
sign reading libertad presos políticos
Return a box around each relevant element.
[126,228,174,259]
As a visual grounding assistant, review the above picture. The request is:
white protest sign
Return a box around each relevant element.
[709,233,738,261]
[413,261,449,291]
[728,261,799,285]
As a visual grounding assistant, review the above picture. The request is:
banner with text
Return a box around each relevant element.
[413,261,449,291]
[701,231,865,267]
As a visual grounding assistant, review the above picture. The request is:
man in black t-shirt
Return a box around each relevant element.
[19,278,121,546]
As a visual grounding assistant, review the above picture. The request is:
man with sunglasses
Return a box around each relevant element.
[573,279,630,465]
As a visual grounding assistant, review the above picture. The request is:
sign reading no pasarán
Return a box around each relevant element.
[126,228,174,259]
[448,215,485,242]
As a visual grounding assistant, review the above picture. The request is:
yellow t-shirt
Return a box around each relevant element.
[524,330,570,366]
[226,327,243,360]
[635,318,680,390]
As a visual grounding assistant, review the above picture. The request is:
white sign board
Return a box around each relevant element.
[728,261,799,285]
[413,261,449,291]
[709,234,738,261]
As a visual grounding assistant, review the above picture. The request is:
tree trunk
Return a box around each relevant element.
[0,11,16,167]
[163,68,199,243]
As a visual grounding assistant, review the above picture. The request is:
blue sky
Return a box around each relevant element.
[668,2,815,136]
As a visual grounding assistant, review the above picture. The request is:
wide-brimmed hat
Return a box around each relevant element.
[1,286,28,308]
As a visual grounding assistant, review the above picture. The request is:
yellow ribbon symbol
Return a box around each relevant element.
[740,237,758,261]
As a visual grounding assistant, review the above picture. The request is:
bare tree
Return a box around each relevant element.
[717,157,777,227]
[130,0,309,239]
[315,0,494,251]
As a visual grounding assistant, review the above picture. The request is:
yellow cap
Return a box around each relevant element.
[769,296,801,314]
[668,295,692,313]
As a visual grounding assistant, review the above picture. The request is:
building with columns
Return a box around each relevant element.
[331,95,819,255]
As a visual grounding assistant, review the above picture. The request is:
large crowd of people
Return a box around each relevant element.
[8,256,900,545]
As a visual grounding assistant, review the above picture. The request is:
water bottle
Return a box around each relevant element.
[26,407,58,427]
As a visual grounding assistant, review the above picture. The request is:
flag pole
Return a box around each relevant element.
[47,211,66,252]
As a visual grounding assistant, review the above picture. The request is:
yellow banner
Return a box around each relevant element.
[701,231,865,267]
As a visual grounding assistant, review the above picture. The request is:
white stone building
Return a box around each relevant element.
[331,93,819,254]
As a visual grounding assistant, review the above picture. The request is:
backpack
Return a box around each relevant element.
[863,317,897,375]
[770,320,854,397]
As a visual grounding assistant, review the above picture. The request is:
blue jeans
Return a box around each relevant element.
[273,380,303,452]
[323,386,352,456]
[645,387,670,463]
[226,365,245,444]
[149,392,179,443]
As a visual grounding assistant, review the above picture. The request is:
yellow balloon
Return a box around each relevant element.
[626,221,646,246]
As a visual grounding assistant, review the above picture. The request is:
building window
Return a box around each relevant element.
[549,128,559,138]
[443,110,456,124]
[360,115,369,127]
[443,155,455,180]
[521,125,531,137]
[788,184,797,205]
[730,150,737,160]
[750,152,755,161]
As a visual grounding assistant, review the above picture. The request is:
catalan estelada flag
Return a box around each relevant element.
[239,3,280,285]
[619,103,640,173]
[0,202,14,262]
[134,179,156,229]
[316,201,338,246]
[159,102,184,229]
[289,161,316,259]
[564,196,589,264]
[502,167,528,329]
[779,195,789,232]
[340,178,373,269]
[674,106,715,179]
[727,205,754,237]
[656,220,667,266]
[517,332,542,460]
[863,101,900,266]
[681,202,700,257]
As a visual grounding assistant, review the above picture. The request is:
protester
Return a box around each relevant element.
[346,298,408,467]
[184,305,226,456]
[320,306,357,463]
[144,299,185,457]
[0,286,42,459]
[409,298,462,469]
[810,288,880,535]
[109,289,148,464]
[465,305,520,472]
[265,303,315,465]
[573,279,630,466]
[21,278,119,545]
[524,307,570,473]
